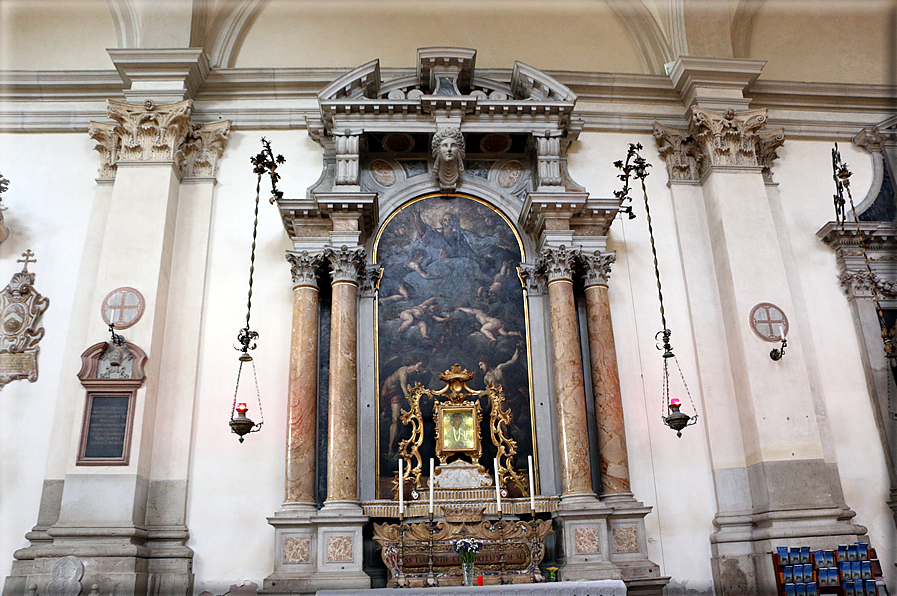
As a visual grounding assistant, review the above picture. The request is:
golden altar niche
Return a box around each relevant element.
[372,365,555,587]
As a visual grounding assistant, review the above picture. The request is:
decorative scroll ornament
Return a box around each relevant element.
[615,144,698,437]
[107,99,193,162]
[0,250,49,389]
[431,128,465,192]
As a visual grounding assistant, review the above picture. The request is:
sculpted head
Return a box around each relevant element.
[431,128,466,191]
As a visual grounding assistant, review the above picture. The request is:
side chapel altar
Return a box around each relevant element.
[368,365,557,587]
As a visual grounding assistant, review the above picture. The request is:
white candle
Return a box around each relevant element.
[429,458,435,515]
[778,323,786,339]
[528,455,536,511]
[398,458,404,517]
[494,457,501,513]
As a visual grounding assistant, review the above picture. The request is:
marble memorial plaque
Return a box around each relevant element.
[79,393,133,464]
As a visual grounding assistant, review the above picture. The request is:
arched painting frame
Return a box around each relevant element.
[373,193,536,499]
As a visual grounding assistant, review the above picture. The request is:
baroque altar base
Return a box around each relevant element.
[316,580,628,595]
[373,519,553,587]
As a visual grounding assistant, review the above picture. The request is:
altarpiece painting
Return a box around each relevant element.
[375,194,534,498]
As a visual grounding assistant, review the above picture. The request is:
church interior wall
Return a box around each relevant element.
[1,1,895,594]
[0,133,99,583]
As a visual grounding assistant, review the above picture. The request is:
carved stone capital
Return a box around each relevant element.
[538,245,579,283]
[359,265,382,297]
[286,251,324,288]
[758,128,786,184]
[107,98,193,163]
[582,251,616,287]
[518,263,545,296]
[324,246,366,285]
[178,120,232,179]
[88,121,119,180]
[690,107,782,173]
[652,123,704,182]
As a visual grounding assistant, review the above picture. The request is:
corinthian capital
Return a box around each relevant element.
[324,246,366,285]
[537,245,580,283]
[107,99,193,163]
[178,120,232,179]
[87,121,119,180]
[582,252,616,287]
[690,107,783,171]
[652,123,704,182]
[286,251,324,287]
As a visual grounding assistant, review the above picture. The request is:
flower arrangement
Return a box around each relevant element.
[452,538,483,565]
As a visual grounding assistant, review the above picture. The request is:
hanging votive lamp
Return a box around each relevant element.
[228,138,285,442]
[615,143,699,437]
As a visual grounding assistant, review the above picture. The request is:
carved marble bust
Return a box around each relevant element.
[431,128,465,192]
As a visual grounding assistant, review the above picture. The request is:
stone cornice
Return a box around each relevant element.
[1,68,894,137]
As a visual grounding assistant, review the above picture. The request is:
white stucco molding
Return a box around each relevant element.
[852,115,897,217]
[108,48,210,104]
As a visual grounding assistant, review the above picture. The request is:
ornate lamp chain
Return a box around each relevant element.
[615,143,698,434]
[832,144,897,420]
[229,138,286,438]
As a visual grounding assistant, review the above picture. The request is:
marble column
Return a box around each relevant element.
[540,246,595,500]
[323,246,365,506]
[284,252,322,507]
[582,252,631,498]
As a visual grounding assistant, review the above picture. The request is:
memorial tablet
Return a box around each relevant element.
[78,393,134,464]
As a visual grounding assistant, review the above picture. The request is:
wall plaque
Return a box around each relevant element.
[76,340,147,466]
[81,394,133,461]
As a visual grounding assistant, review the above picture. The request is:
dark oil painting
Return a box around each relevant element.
[375,194,534,498]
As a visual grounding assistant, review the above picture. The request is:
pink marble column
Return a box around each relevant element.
[324,247,365,505]
[284,252,322,505]
[541,246,596,498]
[582,252,632,497]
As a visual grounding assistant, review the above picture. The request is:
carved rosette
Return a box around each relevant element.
[537,245,580,283]
[286,251,323,288]
[107,99,193,163]
[582,252,616,287]
[177,120,232,178]
[652,123,704,182]
[689,107,785,175]
[324,246,366,285]
[87,121,119,180]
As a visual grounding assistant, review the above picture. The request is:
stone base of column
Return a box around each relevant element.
[262,505,369,596]
[554,494,668,594]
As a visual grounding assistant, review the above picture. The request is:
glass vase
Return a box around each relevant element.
[462,558,475,586]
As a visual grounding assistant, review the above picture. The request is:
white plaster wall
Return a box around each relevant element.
[771,140,896,589]
[235,0,645,72]
[0,0,116,70]
[186,130,313,594]
[570,132,719,591]
[0,133,97,582]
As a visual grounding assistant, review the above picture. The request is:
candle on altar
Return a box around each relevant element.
[494,458,501,513]
[528,455,535,512]
[429,458,435,515]
[398,458,404,517]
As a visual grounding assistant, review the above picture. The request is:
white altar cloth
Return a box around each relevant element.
[317,579,627,596]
